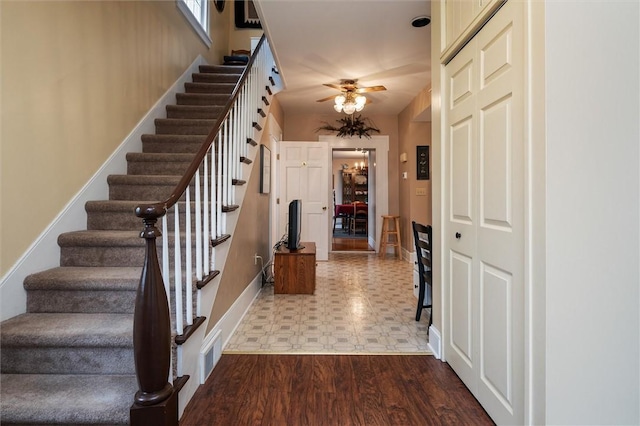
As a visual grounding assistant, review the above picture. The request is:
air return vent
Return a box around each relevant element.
[200,330,222,383]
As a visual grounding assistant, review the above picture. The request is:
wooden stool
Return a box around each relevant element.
[379,215,401,258]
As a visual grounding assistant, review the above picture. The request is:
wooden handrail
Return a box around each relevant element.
[134,34,267,221]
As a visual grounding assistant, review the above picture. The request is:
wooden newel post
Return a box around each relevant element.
[130,207,178,426]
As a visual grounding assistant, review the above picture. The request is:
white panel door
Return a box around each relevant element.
[446,39,478,390]
[444,1,524,424]
[278,142,329,260]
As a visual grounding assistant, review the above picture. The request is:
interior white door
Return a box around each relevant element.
[444,2,524,424]
[278,142,329,260]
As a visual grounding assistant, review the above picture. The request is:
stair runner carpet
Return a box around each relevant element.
[0,64,245,425]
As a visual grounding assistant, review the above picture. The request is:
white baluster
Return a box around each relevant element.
[214,141,220,271]
[222,117,229,211]
[216,120,229,235]
[195,169,202,282]
[174,200,183,335]
[203,155,209,275]
[185,187,193,326]
[231,102,237,205]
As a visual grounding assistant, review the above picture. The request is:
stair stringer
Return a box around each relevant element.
[175,100,272,417]
[0,55,208,322]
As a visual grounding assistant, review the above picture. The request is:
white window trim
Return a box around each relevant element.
[177,0,212,48]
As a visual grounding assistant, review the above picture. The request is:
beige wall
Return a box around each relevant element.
[283,113,400,216]
[228,0,263,52]
[207,97,284,328]
[397,87,432,250]
[0,0,230,275]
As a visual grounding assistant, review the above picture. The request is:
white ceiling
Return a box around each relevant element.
[255,0,432,117]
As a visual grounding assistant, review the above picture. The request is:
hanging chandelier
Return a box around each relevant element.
[333,91,366,115]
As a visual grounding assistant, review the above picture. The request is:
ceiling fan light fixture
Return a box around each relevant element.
[411,15,431,28]
[342,103,357,115]
[320,80,386,114]
[334,92,365,115]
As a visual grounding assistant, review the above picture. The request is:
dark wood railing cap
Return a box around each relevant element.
[135,203,167,220]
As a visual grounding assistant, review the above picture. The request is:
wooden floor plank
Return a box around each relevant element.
[180,354,494,425]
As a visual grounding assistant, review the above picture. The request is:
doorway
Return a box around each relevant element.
[331,148,374,252]
[320,135,390,255]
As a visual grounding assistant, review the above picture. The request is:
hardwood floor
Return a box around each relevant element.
[180,354,494,425]
[332,236,374,251]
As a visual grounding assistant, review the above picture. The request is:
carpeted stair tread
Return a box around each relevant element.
[154,118,216,135]
[141,134,207,153]
[24,266,140,291]
[1,313,133,348]
[58,229,203,267]
[107,174,183,185]
[199,64,244,74]
[166,104,225,119]
[184,82,236,94]
[86,199,145,213]
[126,152,195,162]
[126,152,195,175]
[86,200,201,231]
[192,72,242,83]
[1,373,136,425]
[23,267,140,314]
[107,173,202,201]
[176,92,230,106]
[59,230,142,248]
[86,199,202,214]
[86,200,148,231]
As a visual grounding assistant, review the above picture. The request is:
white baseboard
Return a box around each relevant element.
[428,325,442,359]
[203,271,263,380]
[0,55,207,322]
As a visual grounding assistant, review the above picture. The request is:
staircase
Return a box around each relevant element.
[0,55,268,424]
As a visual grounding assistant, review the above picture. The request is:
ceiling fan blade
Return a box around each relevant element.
[356,85,387,93]
[358,63,428,81]
[323,83,344,91]
[316,94,338,103]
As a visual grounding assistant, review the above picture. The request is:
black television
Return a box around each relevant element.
[286,199,303,250]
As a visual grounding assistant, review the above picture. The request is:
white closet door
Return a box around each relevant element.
[444,1,524,424]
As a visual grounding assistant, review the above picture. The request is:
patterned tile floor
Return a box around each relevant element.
[224,252,431,355]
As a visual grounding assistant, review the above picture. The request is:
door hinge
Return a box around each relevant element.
[276,198,280,204]
[277,154,280,160]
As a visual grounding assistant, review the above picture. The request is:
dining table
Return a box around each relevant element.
[334,203,368,234]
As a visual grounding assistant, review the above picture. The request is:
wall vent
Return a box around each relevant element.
[200,330,222,384]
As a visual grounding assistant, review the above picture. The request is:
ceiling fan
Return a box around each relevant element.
[316,79,387,103]
[317,79,387,114]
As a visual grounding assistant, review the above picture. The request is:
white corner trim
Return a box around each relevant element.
[0,55,207,322]
[428,325,442,359]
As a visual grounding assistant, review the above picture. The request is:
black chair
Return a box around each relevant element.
[412,221,432,326]
[332,191,350,233]
[350,203,368,235]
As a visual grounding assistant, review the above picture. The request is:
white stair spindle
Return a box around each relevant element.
[195,169,202,282]
[185,187,193,325]
[203,155,210,275]
[174,200,183,335]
